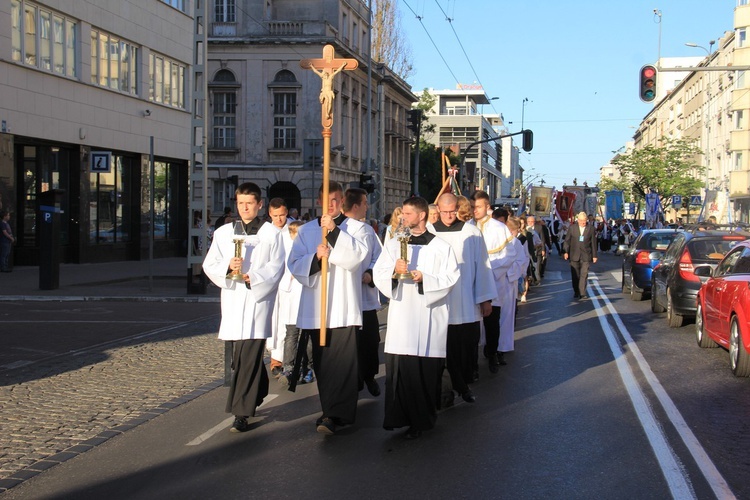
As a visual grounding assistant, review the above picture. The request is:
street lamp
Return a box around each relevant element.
[685,40,716,211]
[521,98,531,131]
[481,96,499,114]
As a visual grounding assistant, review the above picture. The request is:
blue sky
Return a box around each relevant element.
[399,0,734,189]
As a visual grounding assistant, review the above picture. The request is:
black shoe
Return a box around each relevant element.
[573,293,581,299]
[461,390,476,403]
[489,353,500,374]
[365,378,381,397]
[498,352,507,366]
[316,417,336,435]
[472,369,479,382]
[404,427,422,440]
[230,416,249,433]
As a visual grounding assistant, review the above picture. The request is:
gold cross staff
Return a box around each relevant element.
[300,45,358,345]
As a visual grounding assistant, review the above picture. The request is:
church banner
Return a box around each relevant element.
[605,190,623,220]
[645,192,662,227]
[563,186,586,216]
[556,191,576,221]
[530,186,553,217]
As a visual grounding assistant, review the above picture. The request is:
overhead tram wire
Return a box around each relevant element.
[401,0,463,88]
[432,0,498,114]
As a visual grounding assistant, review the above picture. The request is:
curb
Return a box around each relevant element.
[0,295,221,303]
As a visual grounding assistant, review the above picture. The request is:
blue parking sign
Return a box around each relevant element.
[672,195,682,206]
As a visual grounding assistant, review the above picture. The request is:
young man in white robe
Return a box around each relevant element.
[469,190,517,372]
[342,187,383,397]
[287,181,369,435]
[502,217,531,350]
[267,197,290,377]
[202,182,285,433]
[432,193,495,403]
[373,196,459,439]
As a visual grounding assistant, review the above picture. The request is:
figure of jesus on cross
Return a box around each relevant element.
[301,45,358,129]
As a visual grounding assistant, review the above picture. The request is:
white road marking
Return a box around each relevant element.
[589,279,735,500]
[186,394,279,446]
[612,271,622,283]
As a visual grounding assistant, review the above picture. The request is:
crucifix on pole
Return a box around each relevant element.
[300,45,358,345]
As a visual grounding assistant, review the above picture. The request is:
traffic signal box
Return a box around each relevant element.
[640,65,657,102]
[407,109,422,134]
[359,173,375,194]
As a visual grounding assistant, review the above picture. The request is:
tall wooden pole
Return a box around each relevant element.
[301,45,358,346]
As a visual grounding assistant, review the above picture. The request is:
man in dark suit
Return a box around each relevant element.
[563,211,598,299]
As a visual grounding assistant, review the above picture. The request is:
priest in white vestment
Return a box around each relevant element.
[469,190,517,371]
[203,182,284,433]
[373,197,459,439]
[287,181,368,435]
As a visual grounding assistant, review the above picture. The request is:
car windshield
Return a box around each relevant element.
[688,237,745,261]
[639,233,678,251]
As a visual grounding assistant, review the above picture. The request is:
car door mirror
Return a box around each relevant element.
[693,265,713,278]
[617,244,629,253]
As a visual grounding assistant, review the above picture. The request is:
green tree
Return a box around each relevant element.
[610,137,704,209]
[371,0,413,79]
[409,89,456,200]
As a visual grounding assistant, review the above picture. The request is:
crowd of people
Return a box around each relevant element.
[202,182,608,439]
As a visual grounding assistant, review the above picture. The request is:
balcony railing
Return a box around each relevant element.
[212,22,236,36]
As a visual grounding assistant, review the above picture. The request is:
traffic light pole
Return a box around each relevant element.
[460,129,533,192]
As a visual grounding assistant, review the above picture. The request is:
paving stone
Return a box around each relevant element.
[0,326,223,484]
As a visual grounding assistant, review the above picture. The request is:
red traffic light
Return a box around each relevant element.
[639,65,657,102]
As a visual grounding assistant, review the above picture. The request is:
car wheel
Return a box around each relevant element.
[630,282,643,301]
[622,269,630,293]
[667,288,684,328]
[651,280,666,313]
[730,317,750,377]
[696,303,718,348]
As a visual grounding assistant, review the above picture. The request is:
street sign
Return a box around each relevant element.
[690,195,702,205]
[90,151,112,173]
[672,195,682,206]
[627,202,636,215]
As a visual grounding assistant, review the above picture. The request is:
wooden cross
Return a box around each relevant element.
[300,45,358,345]
[301,45,358,129]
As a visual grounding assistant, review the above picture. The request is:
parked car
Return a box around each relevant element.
[651,226,750,327]
[621,229,681,301]
[695,240,750,376]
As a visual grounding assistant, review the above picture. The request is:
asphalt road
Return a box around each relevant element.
[2,251,749,499]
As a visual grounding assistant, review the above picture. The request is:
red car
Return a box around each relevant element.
[695,240,750,376]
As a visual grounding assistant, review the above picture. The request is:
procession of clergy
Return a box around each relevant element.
[202,180,529,440]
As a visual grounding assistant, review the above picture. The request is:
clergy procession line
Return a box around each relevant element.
[203,181,549,440]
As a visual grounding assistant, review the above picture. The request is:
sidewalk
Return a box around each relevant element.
[0,258,220,302]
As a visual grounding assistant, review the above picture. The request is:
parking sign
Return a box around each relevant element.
[672,195,682,206]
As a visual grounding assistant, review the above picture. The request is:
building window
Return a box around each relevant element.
[273,93,297,149]
[739,28,747,48]
[210,69,239,149]
[90,29,138,94]
[736,110,745,130]
[89,156,132,245]
[11,0,77,77]
[735,152,744,171]
[160,0,185,12]
[149,52,186,109]
[215,0,236,22]
[213,92,236,148]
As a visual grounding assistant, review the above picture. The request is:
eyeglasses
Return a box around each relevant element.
[439,210,457,215]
